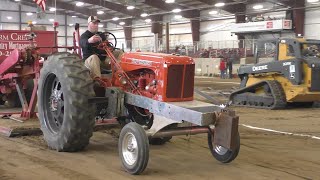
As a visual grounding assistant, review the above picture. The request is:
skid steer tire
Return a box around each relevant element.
[38,53,96,152]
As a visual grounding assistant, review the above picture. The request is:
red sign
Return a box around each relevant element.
[266,21,273,29]
[283,20,291,28]
[0,30,57,61]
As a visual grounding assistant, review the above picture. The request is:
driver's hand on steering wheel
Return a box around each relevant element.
[88,34,102,44]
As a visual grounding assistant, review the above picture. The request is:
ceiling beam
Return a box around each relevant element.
[197,0,235,5]
[144,0,200,19]
[20,0,125,25]
[74,0,143,18]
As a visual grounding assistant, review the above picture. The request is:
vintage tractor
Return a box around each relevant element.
[36,31,240,175]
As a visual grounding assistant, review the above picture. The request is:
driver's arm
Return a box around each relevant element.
[80,33,90,49]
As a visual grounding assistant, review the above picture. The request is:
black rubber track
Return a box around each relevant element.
[230,80,287,109]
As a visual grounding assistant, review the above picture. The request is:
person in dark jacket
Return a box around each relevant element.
[80,16,123,79]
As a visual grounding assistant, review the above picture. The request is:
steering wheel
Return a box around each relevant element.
[97,31,117,49]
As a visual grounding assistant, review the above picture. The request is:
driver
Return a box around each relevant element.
[80,16,122,79]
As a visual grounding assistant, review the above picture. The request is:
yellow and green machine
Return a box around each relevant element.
[230,38,320,109]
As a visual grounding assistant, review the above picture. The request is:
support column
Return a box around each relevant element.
[292,1,305,36]
[166,22,169,54]
[236,14,246,48]
[19,4,22,30]
[190,19,200,45]
[123,20,132,50]
[234,3,246,49]
[151,15,163,50]
[65,14,68,49]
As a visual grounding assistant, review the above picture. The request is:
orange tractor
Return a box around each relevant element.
[1,24,240,174]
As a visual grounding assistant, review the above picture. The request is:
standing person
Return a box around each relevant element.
[228,51,235,79]
[227,59,233,79]
[219,59,226,79]
[80,16,123,79]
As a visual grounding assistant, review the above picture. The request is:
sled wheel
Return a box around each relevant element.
[119,122,149,175]
[208,131,240,163]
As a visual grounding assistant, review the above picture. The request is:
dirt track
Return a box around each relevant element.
[0,77,319,180]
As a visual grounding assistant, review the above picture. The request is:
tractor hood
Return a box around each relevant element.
[120,52,194,66]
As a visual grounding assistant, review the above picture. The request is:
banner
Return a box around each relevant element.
[231,19,292,33]
[0,30,57,61]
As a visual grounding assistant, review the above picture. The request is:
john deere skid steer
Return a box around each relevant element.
[230,38,320,109]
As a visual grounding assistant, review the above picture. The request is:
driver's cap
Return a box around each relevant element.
[88,16,100,24]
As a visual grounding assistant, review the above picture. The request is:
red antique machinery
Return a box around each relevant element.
[0,22,81,123]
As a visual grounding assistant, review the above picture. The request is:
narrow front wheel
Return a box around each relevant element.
[119,122,149,175]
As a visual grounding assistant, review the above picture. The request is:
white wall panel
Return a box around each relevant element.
[0,1,19,11]
[1,23,19,30]
[305,9,320,39]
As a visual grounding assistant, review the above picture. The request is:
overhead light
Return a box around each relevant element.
[69,23,74,26]
[7,16,12,20]
[141,13,149,17]
[215,2,225,7]
[307,0,319,2]
[209,10,218,15]
[253,4,263,10]
[98,24,104,27]
[26,12,33,16]
[127,5,135,10]
[49,7,56,12]
[97,10,104,15]
[72,15,77,18]
[112,17,119,21]
[49,19,54,22]
[145,19,152,23]
[174,15,182,19]
[14,0,20,1]
[32,21,37,24]
[76,2,84,6]
[119,21,125,25]
[172,8,181,13]
[165,0,175,3]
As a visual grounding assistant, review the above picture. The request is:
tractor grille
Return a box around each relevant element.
[166,64,195,98]
[310,67,320,92]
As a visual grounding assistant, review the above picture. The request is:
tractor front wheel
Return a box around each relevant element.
[38,53,96,152]
[119,122,149,175]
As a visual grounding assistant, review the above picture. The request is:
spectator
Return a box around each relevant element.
[180,45,186,55]
[200,49,209,58]
[219,59,227,79]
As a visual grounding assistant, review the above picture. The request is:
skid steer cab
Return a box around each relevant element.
[37,32,240,175]
[230,38,320,109]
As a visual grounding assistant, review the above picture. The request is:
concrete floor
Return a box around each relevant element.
[0,77,319,180]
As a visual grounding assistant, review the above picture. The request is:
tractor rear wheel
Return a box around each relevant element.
[38,53,95,152]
